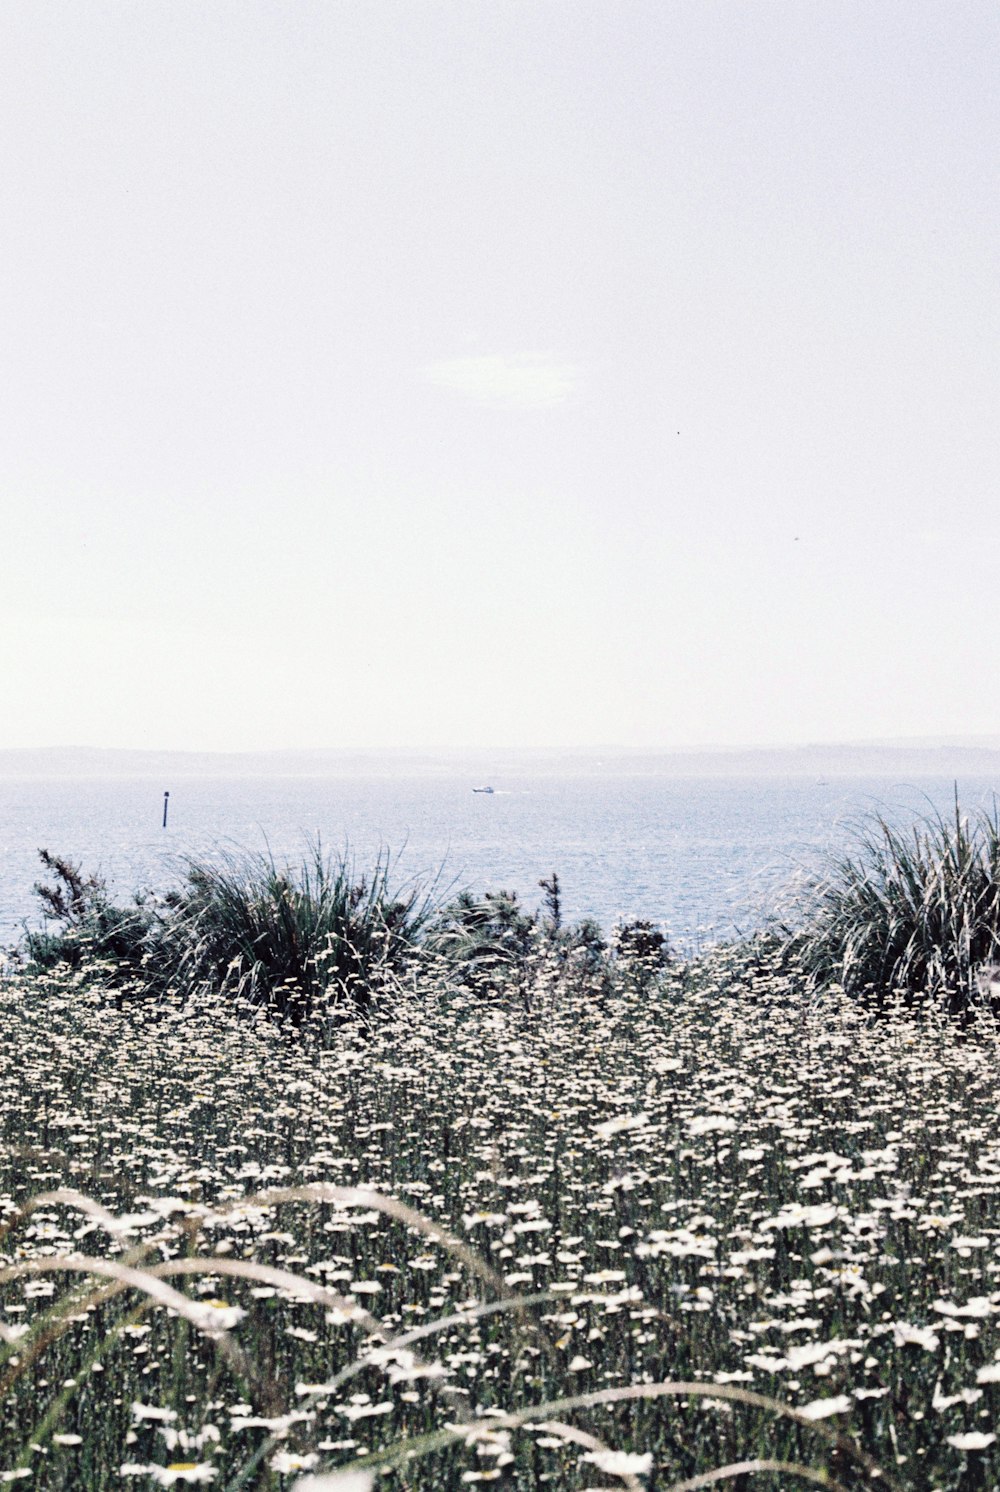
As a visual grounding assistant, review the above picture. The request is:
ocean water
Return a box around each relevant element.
[1,773,997,951]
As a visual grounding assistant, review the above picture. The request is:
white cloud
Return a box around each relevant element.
[421,352,580,409]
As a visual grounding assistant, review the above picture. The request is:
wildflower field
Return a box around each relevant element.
[4,933,1000,1492]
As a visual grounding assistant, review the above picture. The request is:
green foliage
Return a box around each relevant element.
[166,842,434,1020]
[23,849,158,988]
[20,843,433,1020]
[784,794,1000,1017]
[429,887,543,1001]
[611,918,672,989]
[429,876,672,1007]
[431,874,608,1004]
[21,851,677,1021]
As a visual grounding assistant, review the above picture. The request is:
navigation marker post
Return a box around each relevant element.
[162,791,170,829]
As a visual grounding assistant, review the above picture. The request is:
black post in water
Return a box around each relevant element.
[162,790,170,829]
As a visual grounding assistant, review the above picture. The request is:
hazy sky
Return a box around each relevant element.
[2,2,997,752]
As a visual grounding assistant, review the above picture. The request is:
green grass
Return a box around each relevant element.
[166,843,435,1021]
[3,932,1000,1489]
[784,794,1000,1017]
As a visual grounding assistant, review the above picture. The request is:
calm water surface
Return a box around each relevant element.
[1,774,997,949]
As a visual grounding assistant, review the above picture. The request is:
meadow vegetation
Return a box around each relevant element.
[3,805,1000,1490]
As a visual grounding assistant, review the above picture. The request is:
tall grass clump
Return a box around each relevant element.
[786,794,1000,1017]
[168,842,434,1019]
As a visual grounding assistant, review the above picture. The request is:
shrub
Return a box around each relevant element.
[22,849,159,989]
[431,877,610,1007]
[784,795,1000,1017]
[19,844,433,1021]
[429,887,539,1001]
[611,918,671,989]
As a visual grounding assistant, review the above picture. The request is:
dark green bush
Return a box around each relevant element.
[19,852,680,1020]
[611,918,671,989]
[20,844,433,1020]
[23,850,159,988]
[430,875,669,1005]
[429,887,540,1000]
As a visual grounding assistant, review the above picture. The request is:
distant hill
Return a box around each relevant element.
[2,741,1000,780]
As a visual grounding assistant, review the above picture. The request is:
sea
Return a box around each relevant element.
[1,773,998,953]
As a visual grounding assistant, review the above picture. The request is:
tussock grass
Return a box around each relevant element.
[785,794,1000,1016]
[168,844,434,1020]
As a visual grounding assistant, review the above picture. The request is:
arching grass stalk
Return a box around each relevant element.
[0,1249,458,1447]
[13,1296,153,1473]
[525,1419,647,1492]
[0,1200,190,1399]
[0,1182,561,1412]
[221,1293,564,1492]
[0,1185,146,1251]
[147,1253,478,1422]
[10,1260,882,1492]
[242,1183,558,1363]
[663,1460,854,1492]
[0,1184,558,1484]
[0,1244,468,1486]
[306,1381,899,1492]
[0,1256,257,1379]
[0,1189,896,1491]
[0,1187,258,1395]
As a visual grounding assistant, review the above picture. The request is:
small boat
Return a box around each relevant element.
[472,785,495,794]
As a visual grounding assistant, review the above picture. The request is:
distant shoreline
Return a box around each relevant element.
[3,742,1000,781]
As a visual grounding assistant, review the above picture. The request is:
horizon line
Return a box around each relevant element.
[4,737,1000,758]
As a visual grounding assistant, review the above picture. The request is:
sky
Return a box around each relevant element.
[1,1,998,753]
